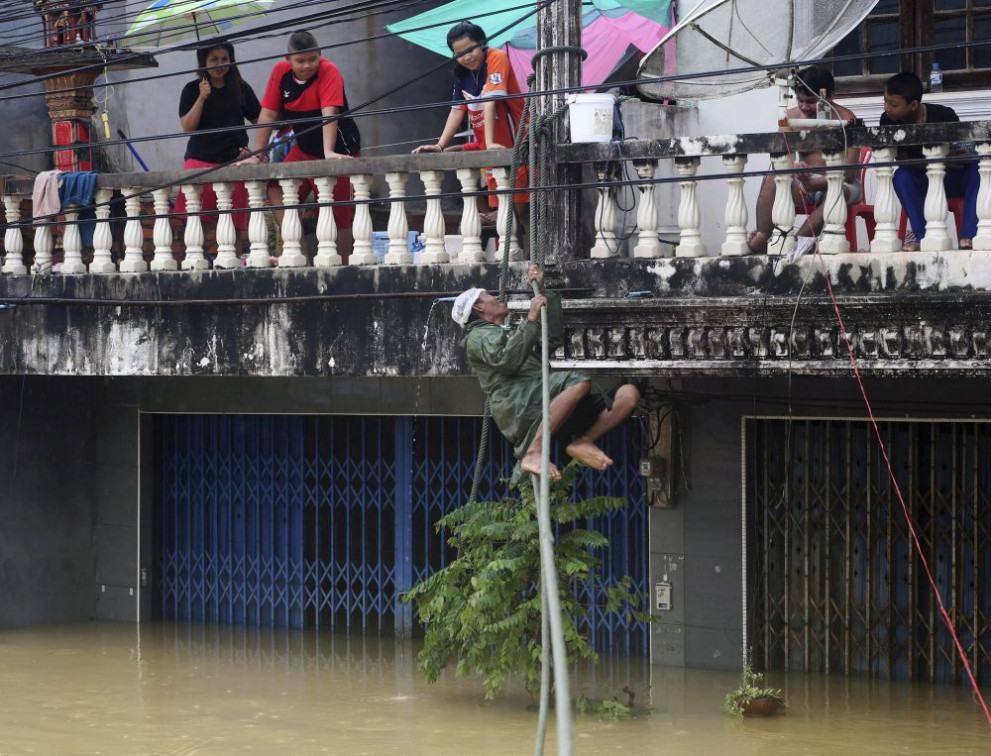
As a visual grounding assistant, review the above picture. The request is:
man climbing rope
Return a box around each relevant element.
[452,265,641,480]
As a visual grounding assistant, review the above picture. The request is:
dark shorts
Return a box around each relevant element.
[555,387,616,444]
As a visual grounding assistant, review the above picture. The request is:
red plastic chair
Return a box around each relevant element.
[795,147,875,248]
[845,147,876,249]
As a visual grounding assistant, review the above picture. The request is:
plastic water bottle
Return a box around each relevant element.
[815,88,829,121]
[930,63,943,94]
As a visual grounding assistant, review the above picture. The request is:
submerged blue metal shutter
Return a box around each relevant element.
[154,414,648,655]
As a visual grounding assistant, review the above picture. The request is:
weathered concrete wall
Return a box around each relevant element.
[5,259,991,379]
[0,376,97,628]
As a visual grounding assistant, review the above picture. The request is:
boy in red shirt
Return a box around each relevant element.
[253,30,360,260]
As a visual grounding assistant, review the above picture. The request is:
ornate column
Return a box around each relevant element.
[349,174,376,265]
[973,142,991,251]
[721,154,749,256]
[491,166,522,262]
[818,151,850,255]
[277,178,306,267]
[385,172,412,265]
[32,217,54,274]
[419,170,448,264]
[2,196,27,275]
[871,147,901,253]
[61,205,86,273]
[151,187,177,271]
[675,157,706,257]
[244,180,270,268]
[633,159,664,258]
[212,182,239,269]
[590,162,619,258]
[119,188,147,273]
[89,187,115,273]
[313,177,341,267]
[180,184,209,271]
[921,143,951,252]
[456,168,485,263]
[767,153,796,257]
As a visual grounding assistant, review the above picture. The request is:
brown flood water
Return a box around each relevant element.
[0,621,987,755]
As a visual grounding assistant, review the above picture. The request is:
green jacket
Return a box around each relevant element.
[462,292,588,458]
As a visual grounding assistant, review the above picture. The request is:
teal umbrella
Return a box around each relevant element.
[386,0,672,56]
[125,0,275,47]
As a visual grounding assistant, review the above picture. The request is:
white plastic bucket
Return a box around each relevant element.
[567,93,615,143]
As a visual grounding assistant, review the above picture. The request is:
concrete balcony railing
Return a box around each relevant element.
[2,119,991,277]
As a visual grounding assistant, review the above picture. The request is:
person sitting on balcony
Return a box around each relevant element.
[452,265,640,481]
[174,41,261,254]
[253,30,361,261]
[747,66,861,254]
[412,20,529,238]
[879,71,979,251]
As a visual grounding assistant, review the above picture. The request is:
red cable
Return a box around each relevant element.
[813,240,991,724]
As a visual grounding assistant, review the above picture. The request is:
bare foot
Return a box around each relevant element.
[747,230,768,254]
[565,440,613,471]
[521,450,560,480]
[960,238,973,250]
[902,241,920,252]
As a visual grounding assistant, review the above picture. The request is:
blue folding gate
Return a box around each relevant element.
[153,414,648,656]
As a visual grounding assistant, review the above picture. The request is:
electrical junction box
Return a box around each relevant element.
[655,581,673,611]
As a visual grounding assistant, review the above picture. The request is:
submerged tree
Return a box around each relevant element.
[403,462,647,699]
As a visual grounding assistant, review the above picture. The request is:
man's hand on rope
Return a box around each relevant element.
[526,264,544,291]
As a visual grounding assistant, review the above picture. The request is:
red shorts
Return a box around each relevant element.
[279,145,356,229]
[483,165,530,208]
[174,158,250,231]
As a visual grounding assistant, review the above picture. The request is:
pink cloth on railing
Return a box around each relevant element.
[32,170,61,220]
[504,11,671,89]
[174,158,250,231]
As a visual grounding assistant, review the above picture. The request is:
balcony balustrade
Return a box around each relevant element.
[2,120,991,277]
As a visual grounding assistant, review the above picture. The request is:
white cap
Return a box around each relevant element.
[452,287,484,327]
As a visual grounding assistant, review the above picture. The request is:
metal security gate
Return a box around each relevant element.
[747,418,991,685]
[153,414,648,656]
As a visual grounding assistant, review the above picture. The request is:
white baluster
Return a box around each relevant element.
[120,187,147,273]
[921,143,951,252]
[721,154,749,257]
[419,169,448,264]
[456,168,484,264]
[313,176,341,267]
[89,188,116,274]
[675,157,706,257]
[244,180,271,268]
[384,171,413,265]
[973,143,991,251]
[491,166,521,261]
[1,195,26,275]
[278,178,306,267]
[212,182,238,269]
[33,218,53,275]
[348,173,378,265]
[767,153,796,257]
[633,160,664,258]
[591,162,620,258]
[60,205,86,274]
[349,174,375,265]
[180,184,208,271]
[818,151,850,255]
[150,188,177,271]
[871,147,901,253]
